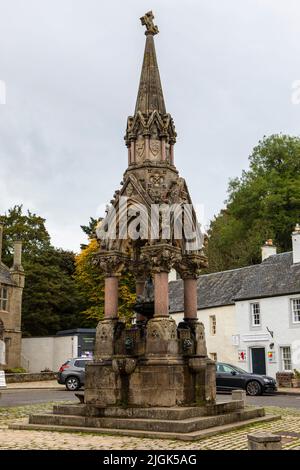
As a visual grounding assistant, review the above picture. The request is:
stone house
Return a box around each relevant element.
[0,225,24,369]
[170,225,300,379]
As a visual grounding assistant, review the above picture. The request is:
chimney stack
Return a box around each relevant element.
[0,224,3,264]
[13,240,23,269]
[292,224,300,264]
[262,239,277,262]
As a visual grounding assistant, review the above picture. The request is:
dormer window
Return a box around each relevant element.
[0,287,8,311]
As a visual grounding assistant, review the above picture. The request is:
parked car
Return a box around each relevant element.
[57,357,93,391]
[216,362,277,396]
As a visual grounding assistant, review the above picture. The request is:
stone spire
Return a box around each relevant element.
[134,12,166,116]
[125,11,176,166]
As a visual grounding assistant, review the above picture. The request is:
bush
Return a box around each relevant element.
[5,367,27,374]
[293,369,300,379]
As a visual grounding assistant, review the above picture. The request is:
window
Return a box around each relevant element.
[291,298,300,323]
[0,287,8,311]
[210,353,217,361]
[74,360,89,368]
[210,315,216,335]
[217,363,235,374]
[280,346,292,371]
[250,303,261,326]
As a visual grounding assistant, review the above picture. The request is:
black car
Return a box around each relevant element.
[216,362,277,396]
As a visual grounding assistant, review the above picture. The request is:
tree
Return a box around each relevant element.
[0,206,90,336]
[75,237,136,325]
[80,217,102,250]
[0,205,50,265]
[22,247,92,336]
[206,134,300,272]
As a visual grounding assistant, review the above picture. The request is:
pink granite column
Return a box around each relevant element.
[136,279,147,322]
[184,277,198,320]
[154,272,169,317]
[130,140,135,164]
[104,276,119,319]
[161,139,166,161]
[127,145,131,166]
[170,144,174,165]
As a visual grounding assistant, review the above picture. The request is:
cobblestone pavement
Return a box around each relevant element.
[1,403,300,450]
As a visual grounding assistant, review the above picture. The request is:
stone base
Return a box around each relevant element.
[11,402,280,441]
[84,356,214,407]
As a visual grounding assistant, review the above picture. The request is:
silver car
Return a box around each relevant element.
[57,357,93,391]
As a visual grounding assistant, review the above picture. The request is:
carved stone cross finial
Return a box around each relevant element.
[140,11,159,36]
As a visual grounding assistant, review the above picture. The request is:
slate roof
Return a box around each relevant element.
[0,262,15,286]
[169,252,300,313]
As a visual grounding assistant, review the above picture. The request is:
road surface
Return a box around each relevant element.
[1,389,300,409]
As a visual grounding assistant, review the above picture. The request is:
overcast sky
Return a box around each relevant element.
[0,0,299,252]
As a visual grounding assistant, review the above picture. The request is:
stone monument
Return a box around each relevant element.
[15,12,276,439]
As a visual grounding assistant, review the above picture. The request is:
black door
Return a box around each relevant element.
[251,348,266,375]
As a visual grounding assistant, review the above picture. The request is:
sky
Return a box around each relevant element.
[0,0,299,252]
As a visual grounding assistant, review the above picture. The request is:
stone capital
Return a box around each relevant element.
[94,250,129,277]
[140,244,181,273]
[175,253,207,279]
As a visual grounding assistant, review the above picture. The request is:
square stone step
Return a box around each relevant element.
[10,414,281,442]
[29,407,264,433]
[53,400,244,420]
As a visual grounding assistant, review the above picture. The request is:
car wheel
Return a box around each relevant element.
[246,380,262,396]
[65,376,80,391]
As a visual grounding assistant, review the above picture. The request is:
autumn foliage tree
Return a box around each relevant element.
[75,234,136,325]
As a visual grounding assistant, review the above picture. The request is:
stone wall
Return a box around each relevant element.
[5,372,57,383]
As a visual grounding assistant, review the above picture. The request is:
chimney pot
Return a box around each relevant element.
[13,240,23,269]
[292,224,300,264]
[262,239,277,261]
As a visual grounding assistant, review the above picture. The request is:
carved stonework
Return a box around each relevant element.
[94,251,129,277]
[146,317,178,355]
[94,319,117,359]
[136,140,145,161]
[140,244,181,273]
[194,322,208,357]
[175,253,208,279]
[140,11,159,36]
[147,317,177,341]
[112,358,137,375]
[149,172,164,186]
[150,139,160,158]
[125,183,135,197]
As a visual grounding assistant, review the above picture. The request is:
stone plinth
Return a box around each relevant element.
[84,357,213,407]
[248,432,282,450]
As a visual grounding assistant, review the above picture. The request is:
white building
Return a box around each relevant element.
[170,225,300,379]
[22,329,95,373]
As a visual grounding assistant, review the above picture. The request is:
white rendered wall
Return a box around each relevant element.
[171,305,237,364]
[235,295,300,378]
[22,335,78,373]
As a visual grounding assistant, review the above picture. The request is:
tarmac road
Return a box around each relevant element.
[0,389,78,407]
[1,389,300,409]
